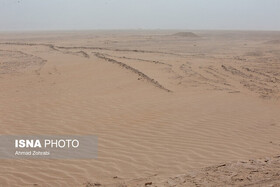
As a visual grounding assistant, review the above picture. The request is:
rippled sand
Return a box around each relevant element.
[0,30,279,186]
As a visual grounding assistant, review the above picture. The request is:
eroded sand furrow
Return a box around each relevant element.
[0,42,185,57]
[220,64,280,98]
[0,42,58,51]
[0,42,92,60]
[221,65,250,78]
[94,52,172,92]
[204,68,227,83]
[94,53,172,67]
[242,66,280,83]
[55,48,90,58]
[178,63,231,91]
[77,51,90,58]
[241,80,277,99]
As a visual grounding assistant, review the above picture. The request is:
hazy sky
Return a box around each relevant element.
[0,0,279,30]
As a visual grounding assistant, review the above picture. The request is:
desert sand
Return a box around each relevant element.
[0,30,279,186]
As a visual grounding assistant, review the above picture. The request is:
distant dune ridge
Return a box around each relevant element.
[172,32,199,37]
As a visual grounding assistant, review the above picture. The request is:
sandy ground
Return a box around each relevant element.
[0,30,279,186]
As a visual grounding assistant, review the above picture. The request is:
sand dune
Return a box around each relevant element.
[172,32,199,38]
[0,31,279,186]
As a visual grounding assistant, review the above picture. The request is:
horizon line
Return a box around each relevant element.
[0,28,280,32]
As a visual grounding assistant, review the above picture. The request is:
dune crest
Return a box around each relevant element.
[172,32,199,37]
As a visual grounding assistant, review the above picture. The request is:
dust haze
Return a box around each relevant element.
[0,0,280,30]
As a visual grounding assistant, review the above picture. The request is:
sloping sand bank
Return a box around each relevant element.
[83,155,280,187]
